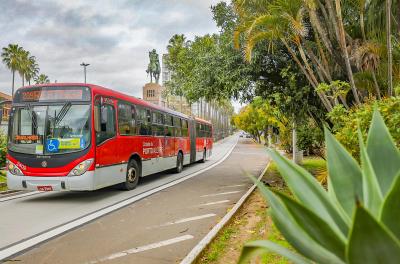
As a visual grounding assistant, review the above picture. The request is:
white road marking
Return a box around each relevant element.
[147,214,216,229]
[180,161,272,264]
[0,191,41,203]
[0,137,239,261]
[198,200,230,206]
[222,184,246,188]
[87,235,194,264]
[200,191,241,197]
[160,214,216,226]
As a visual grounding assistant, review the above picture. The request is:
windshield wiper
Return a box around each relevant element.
[55,102,72,125]
[25,103,38,129]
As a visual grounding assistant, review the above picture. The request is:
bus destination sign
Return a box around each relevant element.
[21,89,83,102]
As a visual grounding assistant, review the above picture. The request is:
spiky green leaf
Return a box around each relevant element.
[347,206,400,264]
[238,240,311,264]
[325,127,363,218]
[273,191,346,261]
[250,175,345,264]
[358,129,383,216]
[267,149,349,236]
[380,171,400,241]
[366,109,400,196]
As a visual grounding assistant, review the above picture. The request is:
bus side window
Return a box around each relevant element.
[118,102,136,136]
[96,103,116,145]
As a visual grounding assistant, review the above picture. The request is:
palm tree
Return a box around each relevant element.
[233,0,333,112]
[35,74,50,84]
[18,50,31,87]
[1,44,23,97]
[25,56,39,86]
[387,0,393,96]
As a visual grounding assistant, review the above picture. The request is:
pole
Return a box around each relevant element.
[80,62,90,84]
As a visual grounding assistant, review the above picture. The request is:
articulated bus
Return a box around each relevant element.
[6,84,213,191]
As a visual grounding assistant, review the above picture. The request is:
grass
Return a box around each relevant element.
[196,155,327,264]
[0,170,7,191]
[202,227,237,263]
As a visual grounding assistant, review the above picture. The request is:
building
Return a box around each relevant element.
[0,91,12,122]
[142,83,166,107]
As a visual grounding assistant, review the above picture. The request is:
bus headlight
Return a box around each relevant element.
[7,160,24,176]
[68,159,94,176]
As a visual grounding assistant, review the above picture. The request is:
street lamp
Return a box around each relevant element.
[80,62,90,83]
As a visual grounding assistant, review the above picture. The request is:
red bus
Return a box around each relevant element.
[6,84,213,191]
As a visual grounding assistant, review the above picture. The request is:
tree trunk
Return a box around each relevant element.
[281,39,333,112]
[334,0,361,104]
[292,119,300,164]
[387,0,394,96]
[11,70,15,97]
[22,75,25,87]
[372,71,382,99]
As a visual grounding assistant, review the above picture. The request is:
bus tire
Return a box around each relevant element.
[121,159,140,190]
[175,152,183,173]
[200,149,206,163]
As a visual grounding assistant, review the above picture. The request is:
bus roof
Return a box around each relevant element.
[17,83,212,123]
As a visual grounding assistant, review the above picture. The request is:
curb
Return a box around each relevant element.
[180,160,271,264]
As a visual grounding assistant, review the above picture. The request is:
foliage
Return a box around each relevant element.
[328,97,400,158]
[239,110,400,263]
[233,97,285,142]
[233,0,400,110]
[297,120,325,157]
[0,133,7,168]
[2,43,48,95]
[35,74,50,84]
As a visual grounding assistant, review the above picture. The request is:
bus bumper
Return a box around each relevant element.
[6,171,95,191]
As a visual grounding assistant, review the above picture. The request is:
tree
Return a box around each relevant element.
[1,44,23,96]
[35,74,50,84]
[25,56,39,86]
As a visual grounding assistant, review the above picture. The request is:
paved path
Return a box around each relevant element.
[1,136,270,263]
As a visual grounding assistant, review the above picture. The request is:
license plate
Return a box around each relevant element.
[37,186,53,191]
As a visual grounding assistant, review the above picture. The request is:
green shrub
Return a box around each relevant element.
[327,97,400,158]
[297,120,324,157]
[0,133,6,168]
[239,110,400,264]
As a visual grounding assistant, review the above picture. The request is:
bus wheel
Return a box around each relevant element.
[175,152,183,173]
[122,159,140,190]
[200,149,206,163]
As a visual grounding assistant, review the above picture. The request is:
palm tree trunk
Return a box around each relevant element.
[22,75,25,87]
[372,71,382,99]
[307,7,334,56]
[334,0,361,104]
[281,39,333,111]
[11,70,15,97]
[387,0,394,96]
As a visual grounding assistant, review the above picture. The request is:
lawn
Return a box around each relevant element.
[196,156,326,264]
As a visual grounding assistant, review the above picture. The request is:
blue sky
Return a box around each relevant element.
[0,0,223,99]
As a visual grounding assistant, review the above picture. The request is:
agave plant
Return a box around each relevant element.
[239,109,400,264]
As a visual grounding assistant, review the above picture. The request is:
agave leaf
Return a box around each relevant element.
[358,129,383,216]
[380,170,400,241]
[267,149,349,236]
[366,109,400,196]
[273,190,346,261]
[238,240,311,264]
[250,175,345,264]
[347,206,400,264]
[325,127,363,218]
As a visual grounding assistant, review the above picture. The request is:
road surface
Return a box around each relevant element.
[0,136,270,263]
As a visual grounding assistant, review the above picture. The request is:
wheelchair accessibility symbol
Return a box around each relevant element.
[46,139,60,153]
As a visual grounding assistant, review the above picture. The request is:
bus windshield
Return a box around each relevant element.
[8,103,91,155]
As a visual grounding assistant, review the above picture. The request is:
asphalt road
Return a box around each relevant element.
[0,136,270,263]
